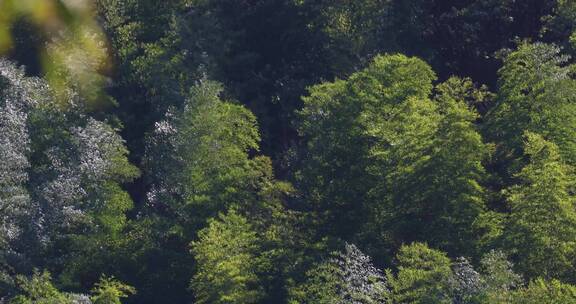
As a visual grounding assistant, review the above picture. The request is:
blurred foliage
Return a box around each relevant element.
[0,0,111,110]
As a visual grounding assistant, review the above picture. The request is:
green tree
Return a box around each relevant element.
[95,0,223,163]
[190,210,265,304]
[296,54,436,242]
[298,55,489,257]
[144,80,271,233]
[90,276,135,304]
[485,42,576,168]
[386,246,523,304]
[478,250,522,303]
[0,58,139,293]
[502,132,576,280]
[9,271,69,304]
[139,78,297,303]
[9,270,88,304]
[27,107,139,287]
[367,76,489,256]
[0,60,41,294]
[9,271,135,304]
[290,243,388,304]
[289,260,341,304]
[508,279,576,304]
[387,243,452,304]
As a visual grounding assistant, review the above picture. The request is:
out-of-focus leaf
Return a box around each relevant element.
[0,0,111,110]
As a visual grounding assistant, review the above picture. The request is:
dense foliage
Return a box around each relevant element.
[3,0,576,303]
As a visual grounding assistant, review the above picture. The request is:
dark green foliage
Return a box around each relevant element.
[144,80,289,237]
[94,0,208,167]
[0,59,138,300]
[367,75,489,256]
[297,55,489,259]
[502,132,576,281]
[4,1,576,303]
[486,42,576,167]
[296,54,436,241]
[135,79,297,303]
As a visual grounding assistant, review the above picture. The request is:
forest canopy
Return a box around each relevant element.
[2,0,576,303]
